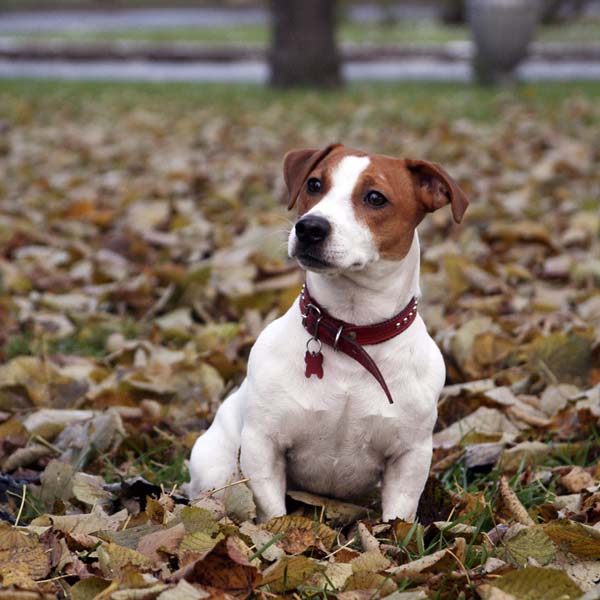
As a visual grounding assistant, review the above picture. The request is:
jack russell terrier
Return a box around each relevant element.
[189,143,468,522]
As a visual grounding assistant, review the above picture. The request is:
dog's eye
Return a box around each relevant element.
[364,190,388,208]
[306,178,322,195]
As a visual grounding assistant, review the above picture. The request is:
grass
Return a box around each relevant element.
[3,19,600,45]
[3,320,145,360]
[2,79,600,127]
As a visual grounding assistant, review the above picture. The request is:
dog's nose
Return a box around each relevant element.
[295,216,331,245]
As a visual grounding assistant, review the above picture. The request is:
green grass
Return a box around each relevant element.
[3,320,146,360]
[2,80,600,128]
[3,19,600,45]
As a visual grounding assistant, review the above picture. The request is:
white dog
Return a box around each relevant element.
[189,144,468,522]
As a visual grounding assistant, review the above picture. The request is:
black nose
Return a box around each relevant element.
[295,216,331,246]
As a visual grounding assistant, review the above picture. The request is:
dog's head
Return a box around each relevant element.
[285,143,469,272]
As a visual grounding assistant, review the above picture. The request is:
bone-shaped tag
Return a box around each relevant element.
[304,350,324,379]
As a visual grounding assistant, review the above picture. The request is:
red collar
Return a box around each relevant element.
[299,284,418,404]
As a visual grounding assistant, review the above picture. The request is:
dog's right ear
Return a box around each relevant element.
[284,143,341,210]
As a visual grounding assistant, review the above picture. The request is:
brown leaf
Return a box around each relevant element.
[176,537,261,599]
[544,519,600,558]
[0,522,51,588]
[138,523,186,563]
[287,490,369,525]
[264,514,336,552]
[560,466,594,493]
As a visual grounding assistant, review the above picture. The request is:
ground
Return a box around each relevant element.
[0,80,599,599]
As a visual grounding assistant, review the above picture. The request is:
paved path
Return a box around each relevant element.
[1,4,598,33]
[2,57,600,82]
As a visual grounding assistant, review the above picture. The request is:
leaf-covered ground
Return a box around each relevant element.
[0,81,599,600]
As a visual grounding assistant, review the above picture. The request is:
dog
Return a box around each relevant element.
[189,143,468,522]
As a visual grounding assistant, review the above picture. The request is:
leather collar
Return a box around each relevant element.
[299,284,418,404]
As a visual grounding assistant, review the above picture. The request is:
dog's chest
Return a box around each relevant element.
[284,400,399,498]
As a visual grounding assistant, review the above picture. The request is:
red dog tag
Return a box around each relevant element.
[305,350,324,379]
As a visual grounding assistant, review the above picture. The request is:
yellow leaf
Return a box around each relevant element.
[261,555,324,594]
[491,566,582,600]
[504,526,556,566]
[179,531,222,555]
[97,542,153,577]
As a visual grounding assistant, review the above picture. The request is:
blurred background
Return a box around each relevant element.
[0,0,599,83]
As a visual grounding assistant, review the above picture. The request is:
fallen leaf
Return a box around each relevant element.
[261,555,324,593]
[264,514,336,552]
[544,520,600,559]
[138,523,186,563]
[490,565,582,600]
[504,526,557,566]
[0,522,50,588]
[177,537,261,599]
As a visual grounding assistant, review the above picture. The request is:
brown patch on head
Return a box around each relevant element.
[351,155,469,260]
[284,144,368,216]
[283,144,340,211]
[404,159,469,224]
[350,155,421,260]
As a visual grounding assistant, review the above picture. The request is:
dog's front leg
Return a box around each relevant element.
[240,425,287,522]
[381,442,433,522]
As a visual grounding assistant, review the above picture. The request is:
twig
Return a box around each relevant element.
[121,514,132,532]
[142,283,175,321]
[33,435,62,454]
[499,476,535,526]
[445,547,471,586]
[36,574,72,583]
[324,534,358,560]
[537,357,559,385]
[152,426,178,444]
[206,478,250,497]
[14,484,27,528]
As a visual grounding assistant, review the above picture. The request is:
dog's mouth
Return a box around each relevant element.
[296,253,335,271]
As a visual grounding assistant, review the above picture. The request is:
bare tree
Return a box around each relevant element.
[269,0,341,88]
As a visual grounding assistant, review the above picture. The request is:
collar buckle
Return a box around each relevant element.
[333,325,344,351]
[301,302,322,328]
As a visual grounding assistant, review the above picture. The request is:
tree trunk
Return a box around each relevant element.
[540,0,590,24]
[441,0,465,24]
[269,0,341,88]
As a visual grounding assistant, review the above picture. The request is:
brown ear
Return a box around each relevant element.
[405,159,469,223]
[284,143,341,210]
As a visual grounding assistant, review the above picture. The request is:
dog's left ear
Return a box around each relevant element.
[405,159,469,223]
[284,143,341,210]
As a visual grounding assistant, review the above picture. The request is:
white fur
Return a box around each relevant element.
[189,155,445,522]
[288,155,378,272]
